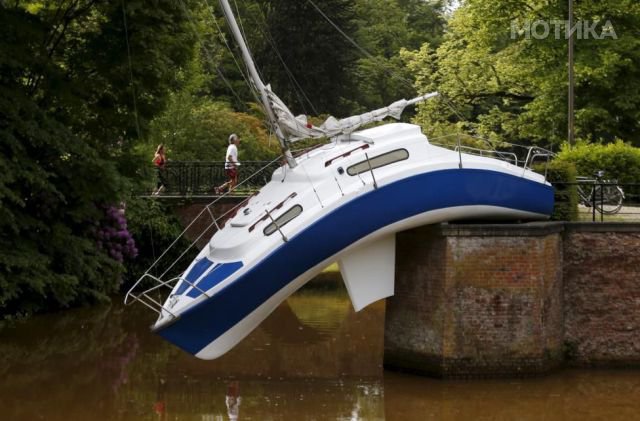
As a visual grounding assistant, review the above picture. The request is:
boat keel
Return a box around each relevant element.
[338,234,396,311]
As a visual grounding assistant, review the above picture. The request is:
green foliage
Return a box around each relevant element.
[396,0,447,49]
[0,8,123,316]
[0,2,197,317]
[349,0,446,112]
[408,0,640,146]
[147,95,279,162]
[556,141,640,184]
[141,17,280,163]
[122,198,189,287]
[543,160,579,221]
[255,0,359,115]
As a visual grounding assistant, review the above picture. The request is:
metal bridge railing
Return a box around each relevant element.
[429,134,554,177]
[125,157,283,316]
[143,160,282,196]
[552,179,640,222]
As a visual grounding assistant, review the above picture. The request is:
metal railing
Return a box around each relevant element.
[142,160,281,196]
[551,179,640,222]
[430,133,555,177]
[125,157,283,317]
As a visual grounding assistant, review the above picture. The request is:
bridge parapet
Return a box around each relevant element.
[141,160,281,197]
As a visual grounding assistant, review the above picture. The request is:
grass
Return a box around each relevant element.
[322,262,339,273]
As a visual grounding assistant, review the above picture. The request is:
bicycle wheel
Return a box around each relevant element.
[576,185,593,207]
[594,185,624,215]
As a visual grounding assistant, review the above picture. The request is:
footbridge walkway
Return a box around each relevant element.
[138,160,280,200]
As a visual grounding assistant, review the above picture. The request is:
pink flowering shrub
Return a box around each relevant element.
[95,205,138,263]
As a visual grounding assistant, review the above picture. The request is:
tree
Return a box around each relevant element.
[254,0,359,116]
[0,1,197,316]
[350,0,447,111]
[407,0,640,146]
[144,26,280,163]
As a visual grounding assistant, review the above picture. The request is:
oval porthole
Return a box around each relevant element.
[264,205,303,236]
[347,149,409,176]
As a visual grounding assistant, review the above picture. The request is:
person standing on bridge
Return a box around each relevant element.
[152,144,167,195]
[215,134,241,194]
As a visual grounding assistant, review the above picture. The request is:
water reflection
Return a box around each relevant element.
[383,370,640,421]
[0,273,638,420]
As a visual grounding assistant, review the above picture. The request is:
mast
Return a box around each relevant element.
[218,0,297,168]
[568,0,575,148]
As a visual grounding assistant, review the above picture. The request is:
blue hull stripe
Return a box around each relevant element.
[157,169,554,354]
[176,258,214,295]
[187,262,244,298]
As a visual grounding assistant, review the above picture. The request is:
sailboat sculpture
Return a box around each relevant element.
[125,0,554,359]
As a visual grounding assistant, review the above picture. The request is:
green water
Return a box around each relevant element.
[0,276,638,420]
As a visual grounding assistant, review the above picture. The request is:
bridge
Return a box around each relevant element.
[142,161,640,224]
[139,160,281,200]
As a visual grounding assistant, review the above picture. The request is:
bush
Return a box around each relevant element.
[542,160,579,221]
[122,198,194,290]
[555,140,640,184]
[0,92,126,317]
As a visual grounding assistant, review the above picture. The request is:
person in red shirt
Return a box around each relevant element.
[152,144,167,195]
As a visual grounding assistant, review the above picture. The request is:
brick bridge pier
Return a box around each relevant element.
[385,222,640,378]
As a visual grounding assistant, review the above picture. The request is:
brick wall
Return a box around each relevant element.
[385,222,640,378]
[384,226,447,376]
[442,225,564,378]
[563,223,640,367]
[173,198,243,250]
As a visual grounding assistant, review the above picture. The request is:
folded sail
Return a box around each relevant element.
[266,87,438,142]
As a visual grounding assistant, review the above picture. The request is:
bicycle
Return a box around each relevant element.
[576,170,625,215]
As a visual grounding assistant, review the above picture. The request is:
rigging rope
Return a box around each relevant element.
[254,6,319,116]
[201,0,262,105]
[256,25,308,115]
[230,0,265,93]
[177,0,248,108]
[121,0,141,139]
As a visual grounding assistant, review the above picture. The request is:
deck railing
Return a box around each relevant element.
[430,134,554,177]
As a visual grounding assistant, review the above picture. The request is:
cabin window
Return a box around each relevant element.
[346,149,409,176]
[263,205,303,236]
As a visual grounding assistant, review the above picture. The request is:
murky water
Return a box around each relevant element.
[1,274,639,420]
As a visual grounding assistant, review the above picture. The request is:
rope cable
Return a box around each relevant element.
[257,24,309,115]
[230,1,278,114]
[230,0,265,90]
[177,0,247,108]
[254,6,320,115]
[121,0,141,139]
[201,0,262,104]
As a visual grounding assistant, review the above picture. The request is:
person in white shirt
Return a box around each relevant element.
[215,133,241,194]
